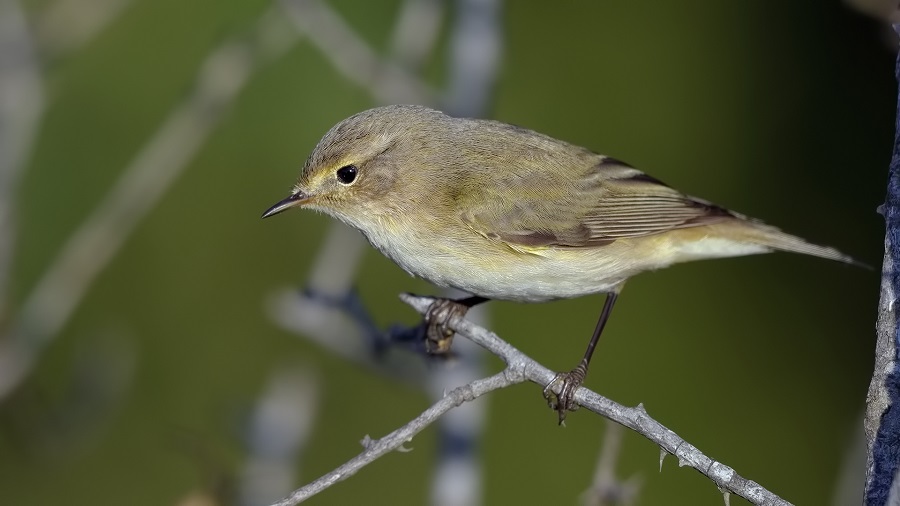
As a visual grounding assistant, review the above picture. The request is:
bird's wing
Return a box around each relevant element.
[459,157,735,249]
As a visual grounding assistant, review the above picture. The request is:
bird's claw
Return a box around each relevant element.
[423,298,472,355]
[543,362,588,425]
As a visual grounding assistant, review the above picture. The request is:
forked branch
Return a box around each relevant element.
[270,294,792,506]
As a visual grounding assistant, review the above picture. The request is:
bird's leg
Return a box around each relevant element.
[544,291,619,425]
[424,295,489,354]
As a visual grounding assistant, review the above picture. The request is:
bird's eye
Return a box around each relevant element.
[336,165,358,185]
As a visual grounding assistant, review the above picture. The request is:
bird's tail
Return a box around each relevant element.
[727,219,864,267]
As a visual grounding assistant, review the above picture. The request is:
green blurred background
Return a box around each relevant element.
[0,0,892,504]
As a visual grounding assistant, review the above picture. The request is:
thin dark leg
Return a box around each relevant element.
[581,292,618,366]
[543,291,619,424]
[423,295,490,354]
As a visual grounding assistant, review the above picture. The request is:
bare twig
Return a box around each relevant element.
[270,370,511,506]
[0,7,301,400]
[267,287,434,385]
[269,294,793,506]
[402,295,790,506]
[279,0,435,105]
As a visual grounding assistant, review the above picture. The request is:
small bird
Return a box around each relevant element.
[263,104,857,423]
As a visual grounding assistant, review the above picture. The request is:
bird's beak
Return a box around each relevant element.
[261,191,311,219]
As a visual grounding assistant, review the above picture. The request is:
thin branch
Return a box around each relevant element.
[267,287,430,384]
[400,294,789,506]
[0,7,301,400]
[279,0,436,105]
[270,294,793,506]
[270,371,510,506]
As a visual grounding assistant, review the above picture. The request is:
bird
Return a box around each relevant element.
[262,104,859,423]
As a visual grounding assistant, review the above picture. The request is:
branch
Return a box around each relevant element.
[270,370,508,506]
[401,295,787,506]
[279,0,436,105]
[270,294,793,506]
[865,23,900,504]
[267,287,431,384]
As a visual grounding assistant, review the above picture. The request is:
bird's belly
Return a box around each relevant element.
[374,236,631,302]
[437,259,627,302]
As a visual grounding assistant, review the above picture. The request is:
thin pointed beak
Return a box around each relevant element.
[261,191,311,219]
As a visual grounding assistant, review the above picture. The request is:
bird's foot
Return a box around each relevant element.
[543,361,588,425]
[423,298,472,355]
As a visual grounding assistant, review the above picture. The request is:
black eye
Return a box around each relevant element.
[336,165,358,184]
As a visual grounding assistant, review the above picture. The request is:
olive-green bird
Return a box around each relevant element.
[263,104,857,423]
